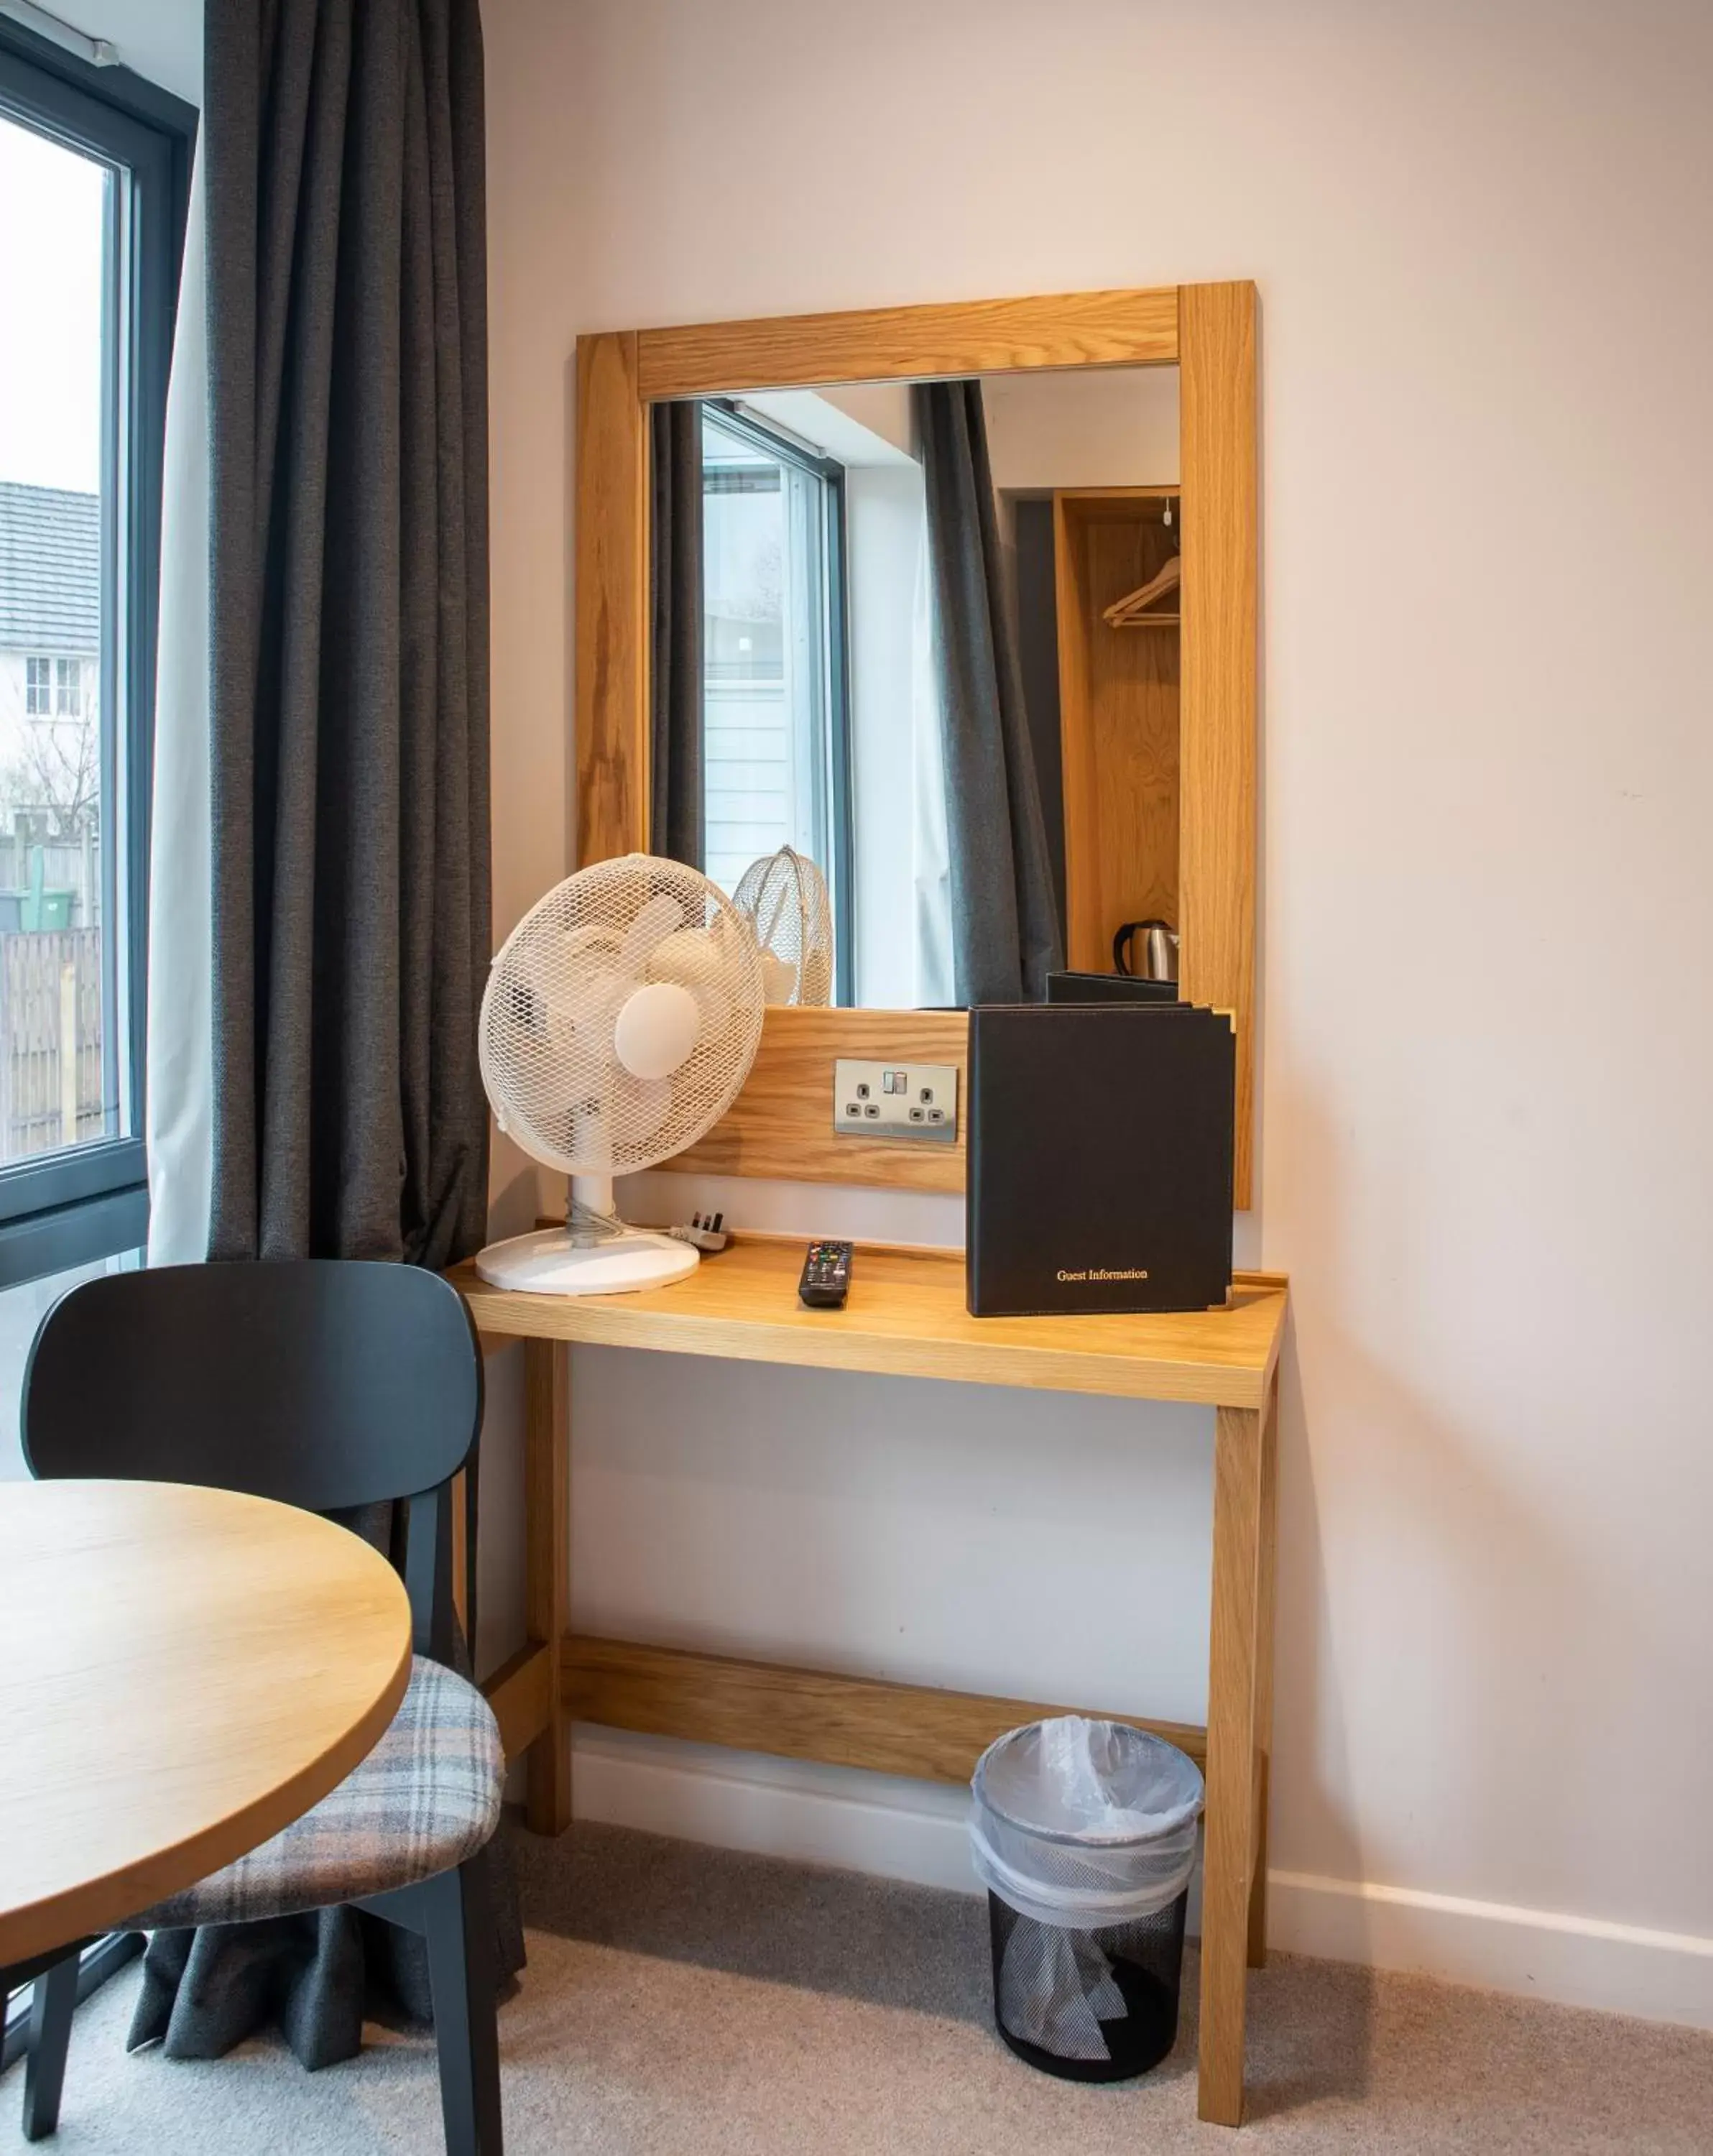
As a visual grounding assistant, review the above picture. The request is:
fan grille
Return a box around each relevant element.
[733,847,834,1006]
[479,855,765,1175]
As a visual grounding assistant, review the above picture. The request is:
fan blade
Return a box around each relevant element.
[619,891,685,976]
[613,1069,674,1144]
[650,926,749,1041]
[645,924,723,992]
[509,923,619,1031]
[759,949,798,1005]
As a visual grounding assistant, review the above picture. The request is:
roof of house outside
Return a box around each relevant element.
[0,482,100,653]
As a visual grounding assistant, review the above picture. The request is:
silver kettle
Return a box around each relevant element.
[1113,918,1179,983]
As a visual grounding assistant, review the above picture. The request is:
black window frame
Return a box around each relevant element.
[0,21,194,1290]
[702,400,856,1005]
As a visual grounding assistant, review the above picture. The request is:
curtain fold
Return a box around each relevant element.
[649,399,704,866]
[146,145,213,1263]
[132,0,518,2070]
[913,379,1062,1004]
[910,525,956,1005]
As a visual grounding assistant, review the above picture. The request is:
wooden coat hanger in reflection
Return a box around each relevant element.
[1102,551,1181,628]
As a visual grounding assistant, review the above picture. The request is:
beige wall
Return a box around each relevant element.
[984,365,1179,490]
[484,0,1713,2020]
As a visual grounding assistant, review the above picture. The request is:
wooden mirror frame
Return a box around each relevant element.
[574,282,1258,1207]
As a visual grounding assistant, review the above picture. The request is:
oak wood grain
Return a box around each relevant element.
[1178,282,1258,1209]
[1247,1363,1280,1970]
[574,331,650,867]
[451,1238,1286,1411]
[1056,489,1181,969]
[563,1634,1206,1782]
[637,286,1178,401]
[665,1006,969,1191]
[0,1481,412,1967]
[1199,1402,1267,2124]
[524,1340,572,1833]
[481,1639,555,1765]
[451,1469,468,1637]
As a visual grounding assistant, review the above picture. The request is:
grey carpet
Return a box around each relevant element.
[4,1819,1709,2152]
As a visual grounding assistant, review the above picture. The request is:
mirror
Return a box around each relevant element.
[576,283,1257,1202]
[647,365,1182,1010]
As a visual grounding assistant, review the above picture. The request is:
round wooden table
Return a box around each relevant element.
[0,1479,413,1969]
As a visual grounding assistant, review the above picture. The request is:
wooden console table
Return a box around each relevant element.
[455,1236,1285,2127]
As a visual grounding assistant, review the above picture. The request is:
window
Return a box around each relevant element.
[0,24,193,1288]
[55,655,83,716]
[701,403,852,995]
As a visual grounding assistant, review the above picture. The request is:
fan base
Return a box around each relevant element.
[474,1226,698,1296]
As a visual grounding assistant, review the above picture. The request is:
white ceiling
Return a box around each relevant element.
[7,0,203,103]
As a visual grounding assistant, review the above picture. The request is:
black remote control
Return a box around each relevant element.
[798,1239,853,1309]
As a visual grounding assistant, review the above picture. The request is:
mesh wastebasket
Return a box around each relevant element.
[971,1716,1204,2081]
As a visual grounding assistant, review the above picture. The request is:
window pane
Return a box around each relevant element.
[701,410,831,895]
[0,114,124,1171]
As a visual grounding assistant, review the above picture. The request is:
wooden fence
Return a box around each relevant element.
[0,929,106,1164]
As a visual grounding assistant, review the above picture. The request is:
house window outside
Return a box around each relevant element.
[24,655,50,714]
[54,655,82,716]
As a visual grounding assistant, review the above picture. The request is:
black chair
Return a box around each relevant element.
[11,1259,504,2153]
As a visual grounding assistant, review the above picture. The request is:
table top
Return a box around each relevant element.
[0,1480,413,1968]
[451,1235,1287,1409]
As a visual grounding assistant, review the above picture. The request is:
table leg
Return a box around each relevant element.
[451,1470,468,1640]
[1247,1365,1280,1970]
[1198,1397,1270,2126]
[524,1337,571,1835]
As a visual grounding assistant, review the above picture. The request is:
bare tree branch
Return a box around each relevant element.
[0,714,98,841]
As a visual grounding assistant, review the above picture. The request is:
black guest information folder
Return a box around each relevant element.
[966,1003,1235,1317]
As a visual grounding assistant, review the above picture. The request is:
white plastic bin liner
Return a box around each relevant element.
[971,1716,1204,1929]
[971,1717,1204,2063]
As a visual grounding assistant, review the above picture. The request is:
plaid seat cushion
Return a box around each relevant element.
[128,1657,504,1929]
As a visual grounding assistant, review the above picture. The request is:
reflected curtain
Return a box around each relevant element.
[650,399,703,865]
[134,0,521,2071]
[913,379,1061,1003]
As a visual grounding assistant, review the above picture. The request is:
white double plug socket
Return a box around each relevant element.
[832,1058,959,1143]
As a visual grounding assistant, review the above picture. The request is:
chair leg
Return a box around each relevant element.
[422,1857,503,2156]
[22,1953,78,2142]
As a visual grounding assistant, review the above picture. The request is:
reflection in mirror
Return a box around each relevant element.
[649,364,1181,1010]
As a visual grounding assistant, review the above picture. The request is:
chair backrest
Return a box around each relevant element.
[23,1259,483,1660]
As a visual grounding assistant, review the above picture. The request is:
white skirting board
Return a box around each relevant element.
[571,1726,984,1899]
[1265,1871,1713,2032]
[568,1728,1713,2032]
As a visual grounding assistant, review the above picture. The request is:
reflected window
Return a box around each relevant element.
[701,405,849,946]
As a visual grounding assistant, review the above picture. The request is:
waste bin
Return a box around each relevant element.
[21,888,73,930]
[970,1715,1204,2081]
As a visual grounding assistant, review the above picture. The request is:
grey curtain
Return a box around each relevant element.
[204,0,489,1265]
[913,380,1062,1003]
[131,0,521,2070]
[649,399,703,865]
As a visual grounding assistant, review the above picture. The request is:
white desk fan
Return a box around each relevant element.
[475,854,765,1294]
[733,845,834,1005]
